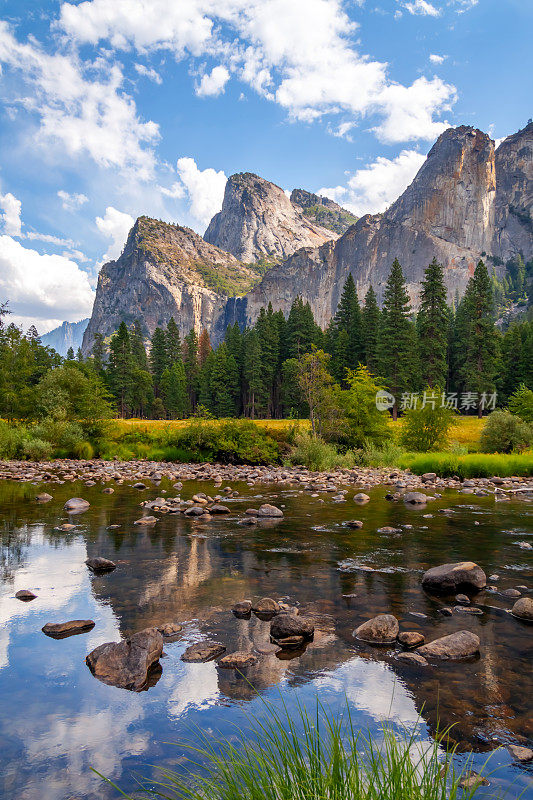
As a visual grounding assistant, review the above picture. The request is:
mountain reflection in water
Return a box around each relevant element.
[0,478,531,800]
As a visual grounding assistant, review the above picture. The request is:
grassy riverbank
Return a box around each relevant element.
[98,700,489,800]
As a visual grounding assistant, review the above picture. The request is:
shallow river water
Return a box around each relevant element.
[0,477,532,800]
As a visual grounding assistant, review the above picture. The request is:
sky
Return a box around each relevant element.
[0,0,531,333]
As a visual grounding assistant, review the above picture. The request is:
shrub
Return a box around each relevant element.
[508,383,533,423]
[288,432,355,471]
[362,440,405,467]
[98,697,489,800]
[479,409,533,453]
[21,437,53,461]
[400,393,454,452]
[0,421,26,459]
[72,441,94,460]
[342,365,392,448]
[170,418,280,464]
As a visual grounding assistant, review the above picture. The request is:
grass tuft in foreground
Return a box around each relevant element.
[95,698,493,800]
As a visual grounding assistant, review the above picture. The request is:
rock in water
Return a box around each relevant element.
[217,651,258,669]
[157,622,183,637]
[270,614,314,641]
[421,562,486,593]
[403,492,428,504]
[181,642,226,663]
[398,631,425,648]
[417,630,480,660]
[354,614,399,644]
[397,652,429,666]
[257,504,283,518]
[15,589,37,601]
[209,504,231,514]
[85,557,116,573]
[511,597,533,621]
[64,497,90,514]
[232,600,252,617]
[86,627,163,690]
[508,745,533,762]
[42,620,95,638]
[36,493,53,503]
[253,597,280,615]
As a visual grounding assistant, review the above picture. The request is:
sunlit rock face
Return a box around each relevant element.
[83,124,532,348]
[237,124,532,328]
[204,172,337,263]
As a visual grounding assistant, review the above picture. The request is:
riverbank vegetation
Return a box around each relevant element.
[98,699,490,800]
[0,258,532,474]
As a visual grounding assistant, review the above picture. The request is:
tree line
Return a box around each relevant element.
[1,258,531,423]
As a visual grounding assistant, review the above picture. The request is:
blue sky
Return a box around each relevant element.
[0,0,531,331]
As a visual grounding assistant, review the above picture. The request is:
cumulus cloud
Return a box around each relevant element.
[95,206,135,261]
[57,190,89,210]
[0,191,22,236]
[57,0,456,143]
[163,157,227,227]
[0,235,94,330]
[402,0,441,16]
[429,53,446,64]
[196,65,230,97]
[319,149,426,217]
[0,21,159,179]
[134,63,162,83]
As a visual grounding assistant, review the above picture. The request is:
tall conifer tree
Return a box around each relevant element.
[417,258,449,388]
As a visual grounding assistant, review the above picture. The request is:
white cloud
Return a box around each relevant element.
[25,231,75,247]
[0,192,22,236]
[173,157,227,226]
[402,0,441,16]
[95,206,135,261]
[0,21,159,179]
[319,149,426,217]
[196,65,230,97]
[429,53,446,64]
[57,0,456,144]
[134,62,162,83]
[452,0,478,12]
[0,235,94,330]
[57,190,89,210]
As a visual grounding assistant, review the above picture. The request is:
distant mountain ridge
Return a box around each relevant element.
[42,318,89,356]
[82,122,533,355]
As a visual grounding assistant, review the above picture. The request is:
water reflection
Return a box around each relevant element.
[0,478,531,799]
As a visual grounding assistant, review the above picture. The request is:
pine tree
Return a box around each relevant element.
[361,286,380,374]
[108,321,134,417]
[287,297,319,359]
[198,329,212,367]
[161,362,187,418]
[208,343,236,417]
[377,259,419,419]
[184,329,199,410]
[149,327,168,394]
[243,329,263,418]
[459,260,500,417]
[165,317,182,364]
[66,347,75,361]
[417,258,449,388]
[91,333,106,375]
[328,273,363,383]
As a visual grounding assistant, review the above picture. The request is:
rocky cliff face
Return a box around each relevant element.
[235,125,532,328]
[204,172,336,262]
[83,124,532,351]
[82,217,262,353]
[290,189,358,235]
[41,318,89,356]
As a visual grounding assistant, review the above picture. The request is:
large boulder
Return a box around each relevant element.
[417,630,480,660]
[217,651,258,669]
[86,627,163,690]
[271,613,314,642]
[42,620,95,638]
[421,562,486,593]
[354,614,399,644]
[511,597,533,621]
[64,497,90,514]
[253,597,280,615]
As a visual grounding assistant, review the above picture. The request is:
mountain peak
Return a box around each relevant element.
[204,172,336,262]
